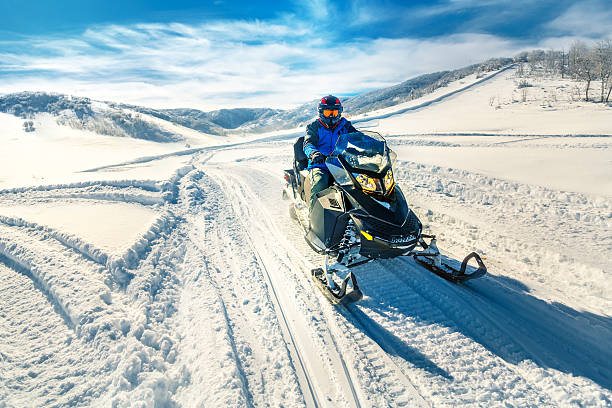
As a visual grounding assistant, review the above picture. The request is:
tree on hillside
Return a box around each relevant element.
[570,41,596,101]
[560,49,568,78]
[528,50,545,73]
[593,39,612,102]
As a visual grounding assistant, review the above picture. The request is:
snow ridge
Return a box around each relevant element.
[0,179,161,195]
[0,215,108,268]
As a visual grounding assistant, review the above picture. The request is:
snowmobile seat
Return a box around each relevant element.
[294,136,308,172]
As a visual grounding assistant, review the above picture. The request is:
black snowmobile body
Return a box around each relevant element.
[283,131,486,304]
[293,148,421,260]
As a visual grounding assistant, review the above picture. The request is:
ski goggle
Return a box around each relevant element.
[323,109,339,117]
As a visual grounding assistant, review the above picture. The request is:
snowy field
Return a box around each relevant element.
[0,65,611,407]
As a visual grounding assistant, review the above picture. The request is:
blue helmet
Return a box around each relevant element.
[318,95,343,128]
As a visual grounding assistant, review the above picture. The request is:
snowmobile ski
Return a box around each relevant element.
[414,252,487,283]
[413,236,487,283]
[312,268,363,305]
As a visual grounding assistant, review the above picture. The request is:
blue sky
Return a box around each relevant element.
[1,0,611,110]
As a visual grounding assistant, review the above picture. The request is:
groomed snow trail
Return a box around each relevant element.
[203,161,429,407]
[0,133,610,407]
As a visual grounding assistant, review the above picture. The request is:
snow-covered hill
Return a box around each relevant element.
[0,93,184,143]
[0,64,610,407]
[0,57,514,139]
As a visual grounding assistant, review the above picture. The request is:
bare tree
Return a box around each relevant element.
[528,49,545,73]
[514,52,528,63]
[593,40,612,102]
[571,41,596,101]
[568,41,584,79]
[560,49,567,78]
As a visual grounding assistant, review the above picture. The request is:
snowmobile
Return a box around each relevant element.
[282,131,486,304]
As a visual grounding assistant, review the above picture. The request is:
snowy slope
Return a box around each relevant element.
[356,65,612,135]
[0,67,611,407]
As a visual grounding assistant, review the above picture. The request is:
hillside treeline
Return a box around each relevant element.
[515,40,612,102]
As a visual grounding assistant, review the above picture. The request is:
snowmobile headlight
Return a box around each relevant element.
[384,168,395,193]
[354,174,380,193]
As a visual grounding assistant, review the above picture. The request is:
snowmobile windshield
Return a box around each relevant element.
[333,131,390,174]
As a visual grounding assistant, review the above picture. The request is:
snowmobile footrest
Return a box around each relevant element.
[312,268,363,304]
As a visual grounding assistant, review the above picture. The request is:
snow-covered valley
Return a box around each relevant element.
[0,65,611,407]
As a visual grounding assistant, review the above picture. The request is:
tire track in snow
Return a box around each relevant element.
[0,262,115,408]
[355,259,555,407]
[0,210,179,287]
[204,163,360,408]
[0,253,75,331]
[391,255,612,404]
[0,223,112,330]
[181,168,304,407]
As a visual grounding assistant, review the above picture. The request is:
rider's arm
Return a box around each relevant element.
[303,121,320,158]
[345,120,358,133]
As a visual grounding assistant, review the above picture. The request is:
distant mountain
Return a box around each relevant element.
[112,104,281,135]
[0,92,182,143]
[0,57,514,140]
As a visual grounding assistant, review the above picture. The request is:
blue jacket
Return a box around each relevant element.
[303,118,357,170]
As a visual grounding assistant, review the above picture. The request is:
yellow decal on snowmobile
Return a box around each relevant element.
[360,230,373,241]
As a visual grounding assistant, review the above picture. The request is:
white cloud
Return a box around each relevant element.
[0,17,588,111]
[546,0,612,38]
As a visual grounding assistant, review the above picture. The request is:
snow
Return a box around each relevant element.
[0,113,193,190]
[0,202,161,254]
[392,142,612,197]
[1,65,611,407]
[357,66,612,136]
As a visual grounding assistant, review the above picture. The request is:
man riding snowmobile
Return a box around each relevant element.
[304,95,357,211]
[282,98,487,304]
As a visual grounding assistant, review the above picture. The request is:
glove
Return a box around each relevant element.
[310,151,325,165]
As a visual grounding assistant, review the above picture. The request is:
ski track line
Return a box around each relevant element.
[183,167,305,407]
[0,210,179,287]
[245,227,320,408]
[204,163,360,408]
[0,261,116,408]
[0,179,162,195]
[206,160,431,407]
[173,238,255,408]
[204,166,330,407]
[0,223,113,329]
